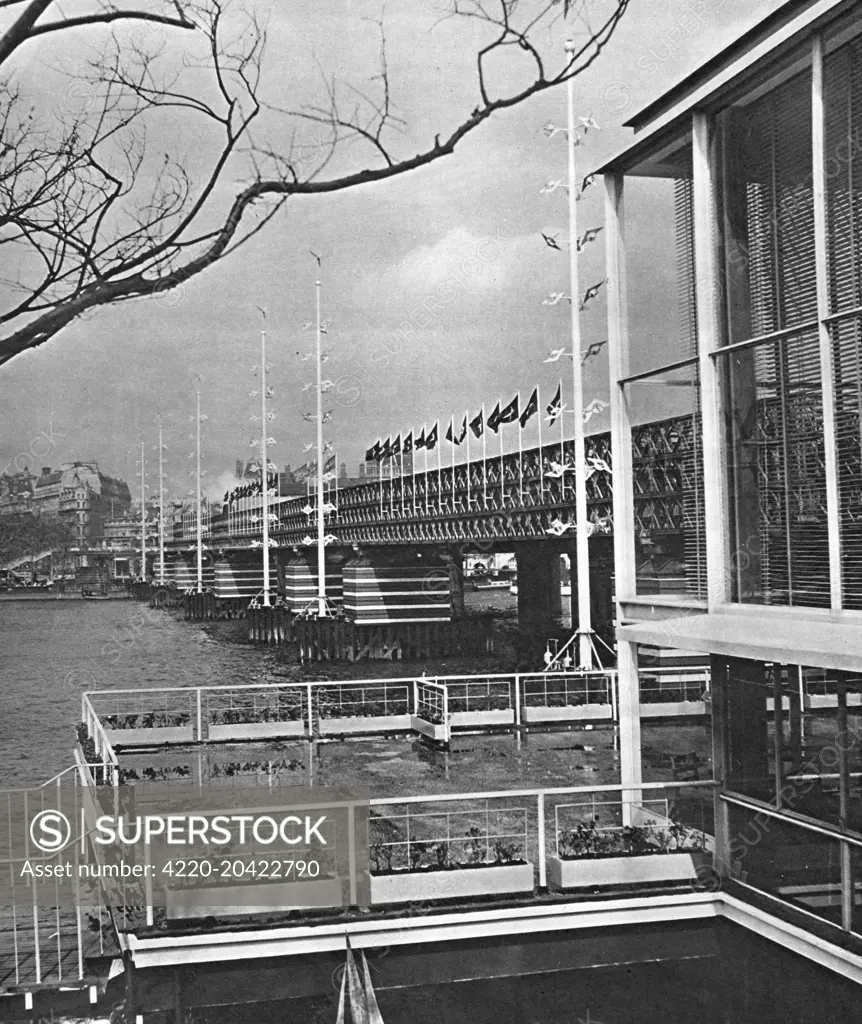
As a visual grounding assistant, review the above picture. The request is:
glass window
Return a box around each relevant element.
[717,328,829,607]
[625,364,706,600]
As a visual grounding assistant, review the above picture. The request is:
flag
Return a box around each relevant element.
[415,428,426,449]
[365,442,379,462]
[324,454,336,473]
[403,432,413,455]
[488,396,519,434]
[381,437,391,459]
[425,423,438,450]
[445,420,458,444]
[470,410,484,438]
[546,384,562,425]
[499,395,519,425]
[390,434,401,457]
[519,388,538,428]
[456,416,467,444]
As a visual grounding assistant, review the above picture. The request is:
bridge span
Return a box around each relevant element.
[159,413,704,638]
[171,412,700,549]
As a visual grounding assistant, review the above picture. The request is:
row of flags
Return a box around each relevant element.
[365,386,565,463]
[293,454,337,483]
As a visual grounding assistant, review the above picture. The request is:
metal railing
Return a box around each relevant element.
[317,682,411,720]
[81,667,712,751]
[0,762,119,995]
[368,780,716,889]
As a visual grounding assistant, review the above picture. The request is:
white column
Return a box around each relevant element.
[604,170,642,820]
[315,281,327,616]
[692,110,729,608]
[812,34,843,610]
[565,39,592,670]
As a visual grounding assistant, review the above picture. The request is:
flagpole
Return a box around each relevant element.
[482,403,487,507]
[399,445,405,517]
[436,425,442,514]
[537,386,545,504]
[423,425,429,515]
[517,393,524,506]
[498,397,504,508]
[466,410,471,510]
[140,441,147,583]
[378,444,383,517]
[259,320,271,607]
[450,421,456,510]
[315,279,327,617]
[559,376,565,501]
[411,433,417,516]
[195,393,203,594]
[157,421,165,585]
[566,39,592,670]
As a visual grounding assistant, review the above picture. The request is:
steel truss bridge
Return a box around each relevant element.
[184,413,700,550]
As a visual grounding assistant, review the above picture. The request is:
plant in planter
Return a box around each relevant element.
[370,840,394,875]
[558,817,620,859]
[409,841,431,872]
[493,841,523,865]
[462,827,487,866]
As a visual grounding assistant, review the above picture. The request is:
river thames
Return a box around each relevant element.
[0,599,286,786]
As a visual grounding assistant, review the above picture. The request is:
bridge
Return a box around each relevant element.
[208,413,699,548]
[158,413,705,633]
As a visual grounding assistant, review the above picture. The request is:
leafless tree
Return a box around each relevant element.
[0,0,629,368]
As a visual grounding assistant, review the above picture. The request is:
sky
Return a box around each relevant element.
[0,0,784,501]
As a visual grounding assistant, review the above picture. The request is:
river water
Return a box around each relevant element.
[0,599,287,787]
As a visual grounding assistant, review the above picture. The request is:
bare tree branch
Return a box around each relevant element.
[0,0,630,368]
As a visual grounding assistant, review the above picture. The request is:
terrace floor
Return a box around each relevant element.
[114,721,713,797]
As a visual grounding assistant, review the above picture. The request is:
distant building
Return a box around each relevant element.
[28,462,131,546]
[0,471,35,515]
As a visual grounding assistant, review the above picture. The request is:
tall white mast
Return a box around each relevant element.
[260,316,271,607]
[139,442,146,580]
[315,280,327,617]
[565,38,592,670]
[195,390,203,594]
[158,422,165,584]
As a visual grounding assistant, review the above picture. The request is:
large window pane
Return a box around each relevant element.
[626,364,706,599]
[726,800,847,930]
[718,330,829,607]
[718,64,815,345]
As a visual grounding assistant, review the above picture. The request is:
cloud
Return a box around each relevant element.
[357,225,535,305]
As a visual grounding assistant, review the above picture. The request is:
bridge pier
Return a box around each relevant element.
[514,545,562,627]
[562,536,615,648]
[441,548,466,618]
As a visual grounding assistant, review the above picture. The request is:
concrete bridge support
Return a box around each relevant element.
[441,548,466,618]
[563,536,615,646]
[514,544,562,628]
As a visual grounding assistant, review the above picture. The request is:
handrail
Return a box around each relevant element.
[83,667,631,699]
[369,778,716,807]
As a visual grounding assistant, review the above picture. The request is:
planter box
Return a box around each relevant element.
[449,709,514,729]
[208,721,306,741]
[319,713,412,736]
[370,862,534,905]
[106,726,193,746]
[410,715,449,742]
[522,703,611,724]
[639,701,706,718]
[546,851,711,890]
[165,875,343,920]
